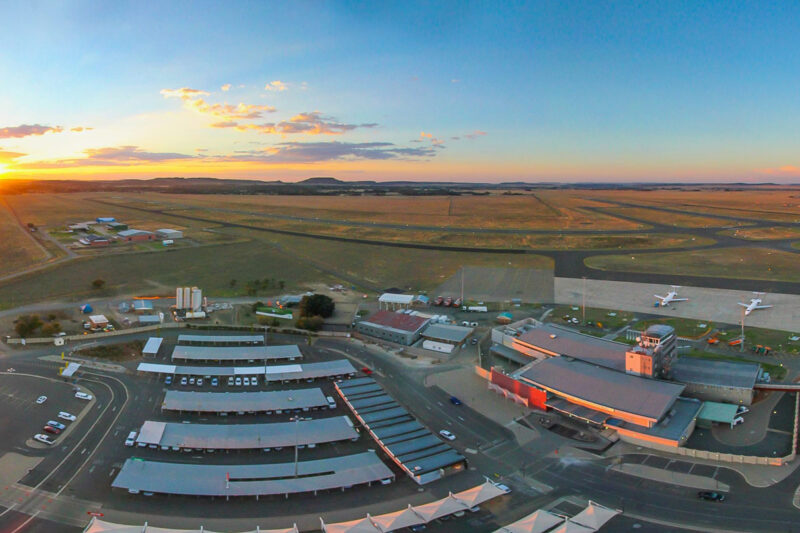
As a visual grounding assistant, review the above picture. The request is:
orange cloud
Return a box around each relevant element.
[264,80,288,92]
[161,87,275,120]
[70,126,93,132]
[465,130,487,139]
[0,124,63,139]
[756,165,800,176]
[0,148,27,162]
[212,111,377,136]
[419,131,445,147]
[221,83,231,91]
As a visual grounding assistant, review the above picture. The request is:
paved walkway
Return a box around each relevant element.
[712,391,785,447]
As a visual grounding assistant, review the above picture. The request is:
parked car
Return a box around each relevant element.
[470,338,479,345]
[361,367,373,375]
[449,396,462,406]
[180,377,188,386]
[43,425,61,435]
[211,378,219,387]
[698,491,726,502]
[34,434,54,445]
[732,416,745,427]
[75,392,92,401]
[125,431,137,447]
[189,377,196,385]
[243,377,250,386]
[495,483,511,493]
[439,429,456,441]
[251,376,259,386]
[227,377,234,386]
[35,396,47,404]
[196,378,204,386]
[165,376,172,385]
[235,377,242,386]
[58,411,76,422]
[737,405,750,415]
[46,420,66,430]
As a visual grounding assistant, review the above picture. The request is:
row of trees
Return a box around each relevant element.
[296,294,335,332]
[14,314,62,338]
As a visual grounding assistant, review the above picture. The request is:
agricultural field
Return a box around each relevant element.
[0,199,49,276]
[585,247,800,283]
[98,192,648,230]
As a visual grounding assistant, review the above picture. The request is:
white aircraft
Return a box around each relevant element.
[654,286,688,307]
[738,292,772,316]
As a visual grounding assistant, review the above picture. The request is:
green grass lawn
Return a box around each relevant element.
[680,350,787,381]
[585,247,800,283]
[635,317,713,338]
[548,305,637,331]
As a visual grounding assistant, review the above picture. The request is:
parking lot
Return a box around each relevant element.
[0,373,87,457]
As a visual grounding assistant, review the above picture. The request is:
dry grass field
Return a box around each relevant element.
[720,226,800,240]
[586,247,800,282]
[0,199,49,276]
[586,189,800,223]
[106,192,647,230]
[611,206,749,228]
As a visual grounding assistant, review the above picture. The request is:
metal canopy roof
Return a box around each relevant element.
[112,451,393,497]
[171,344,301,361]
[178,334,265,344]
[137,360,352,379]
[136,416,357,449]
[162,388,327,413]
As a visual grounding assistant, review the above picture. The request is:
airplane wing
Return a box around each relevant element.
[654,295,665,300]
[737,303,748,307]
[672,298,688,302]
[755,305,773,309]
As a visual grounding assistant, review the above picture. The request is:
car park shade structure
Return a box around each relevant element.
[142,337,163,357]
[177,334,265,345]
[137,359,355,379]
[84,519,299,533]
[111,451,394,497]
[171,344,302,362]
[162,388,328,413]
[336,377,467,485]
[135,416,358,450]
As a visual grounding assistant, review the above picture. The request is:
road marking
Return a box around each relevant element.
[108,469,115,477]
[9,511,39,533]
[457,416,465,421]
[80,448,87,455]
[0,503,17,517]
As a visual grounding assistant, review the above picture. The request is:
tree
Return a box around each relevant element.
[299,294,335,318]
[296,316,324,332]
[229,279,237,288]
[41,322,61,336]
[14,314,42,338]
[278,280,285,291]
[251,301,264,313]
[91,278,105,289]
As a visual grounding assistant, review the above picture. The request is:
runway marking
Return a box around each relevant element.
[0,503,17,517]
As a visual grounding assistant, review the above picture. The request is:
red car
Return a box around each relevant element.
[361,367,373,375]
[43,425,61,435]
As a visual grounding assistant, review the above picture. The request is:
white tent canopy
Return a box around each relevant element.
[493,510,564,533]
[452,480,509,508]
[412,494,470,522]
[320,516,381,533]
[569,501,620,530]
[369,505,425,532]
[550,522,596,533]
[84,518,298,533]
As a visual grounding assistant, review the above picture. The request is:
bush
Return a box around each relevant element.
[299,294,335,318]
[14,314,42,338]
[296,316,324,331]
[41,322,61,336]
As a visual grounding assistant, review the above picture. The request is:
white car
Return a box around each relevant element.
[243,377,250,386]
[495,483,511,493]
[439,429,456,441]
[34,434,54,445]
[235,377,242,386]
[250,377,258,386]
[58,411,77,422]
[35,396,47,404]
[75,392,92,401]
[737,406,750,415]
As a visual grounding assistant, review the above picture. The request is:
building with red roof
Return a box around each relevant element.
[356,310,431,345]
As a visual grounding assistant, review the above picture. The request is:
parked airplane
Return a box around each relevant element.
[738,292,772,316]
[654,286,688,307]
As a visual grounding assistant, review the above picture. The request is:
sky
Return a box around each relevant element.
[1,1,799,183]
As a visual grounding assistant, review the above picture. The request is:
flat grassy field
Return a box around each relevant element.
[191,215,712,250]
[548,304,637,331]
[587,189,800,224]
[635,317,713,338]
[0,240,333,309]
[586,247,800,283]
[721,226,800,240]
[101,192,647,230]
[0,200,49,276]
[611,206,749,228]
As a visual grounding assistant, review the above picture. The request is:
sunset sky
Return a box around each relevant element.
[1,1,799,182]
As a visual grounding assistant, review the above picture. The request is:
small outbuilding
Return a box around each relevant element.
[421,323,473,349]
[155,228,183,239]
[118,229,155,242]
[88,315,109,328]
[378,293,414,311]
[132,300,154,314]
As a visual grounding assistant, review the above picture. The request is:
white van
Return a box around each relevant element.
[125,431,137,447]
[75,392,92,401]
[326,396,336,409]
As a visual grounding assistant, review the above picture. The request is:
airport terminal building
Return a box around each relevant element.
[487,318,759,448]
